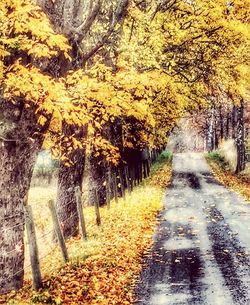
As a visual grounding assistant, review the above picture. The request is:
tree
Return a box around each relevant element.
[0,0,71,293]
[37,0,130,239]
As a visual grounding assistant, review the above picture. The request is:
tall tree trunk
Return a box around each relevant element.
[225,112,230,139]
[232,105,237,139]
[207,109,214,151]
[214,129,219,149]
[0,103,45,293]
[37,0,129,238]
[55,124,87,239]
[219,106,224,141]
[56,150,85,239]
[235,100,245,174]
[89,156,106,206]
[142,147,150,178]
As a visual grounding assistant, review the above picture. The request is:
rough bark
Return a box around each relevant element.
[56,151,85,239]
[89,156,106,206]
[142,147,150,178]
[55,123,87,239]
[232,105,237,139]
[207,112,215,151]
[225,112,230,139]
[0,101,46,293]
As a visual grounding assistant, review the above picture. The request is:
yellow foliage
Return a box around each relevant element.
[0,0,73,133]
[0,0,70,59]
[1,0,250,161]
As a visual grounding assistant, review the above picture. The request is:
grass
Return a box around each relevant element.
[206,151,228,169]
[206,151,250,202]
[1,151,172,305]
[151,150,173,172]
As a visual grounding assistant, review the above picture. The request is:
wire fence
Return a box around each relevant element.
[0,195,83,287]
[1,151,161,293]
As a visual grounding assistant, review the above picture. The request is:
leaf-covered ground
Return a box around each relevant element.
[1,160,172,305]
[207,159,250,202]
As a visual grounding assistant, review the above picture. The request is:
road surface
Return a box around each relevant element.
[135,153,250,305]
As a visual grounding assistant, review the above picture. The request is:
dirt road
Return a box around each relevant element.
[135,153,250,305]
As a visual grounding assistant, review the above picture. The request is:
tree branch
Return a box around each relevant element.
[81,0,129,62]
[75,0,102,42]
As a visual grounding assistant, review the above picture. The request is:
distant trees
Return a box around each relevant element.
[184,96,249,173]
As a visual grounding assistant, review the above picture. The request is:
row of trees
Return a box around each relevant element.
[0,0,249,293]
[187,94,249,173]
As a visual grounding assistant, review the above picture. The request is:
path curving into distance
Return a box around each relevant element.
[135,153,250,305]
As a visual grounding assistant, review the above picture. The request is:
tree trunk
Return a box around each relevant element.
[235,100,245,174]
[142,147,150,178]
[214,129,219,149]
[207,108,215,151]
[219,106,224,141]
[56,149,85,239]
[89,156,106,206]
[0,103,45,293]
[225,112,230,139]
[232,105,237,139]
[56,124,87,239]
[37,0,129,235]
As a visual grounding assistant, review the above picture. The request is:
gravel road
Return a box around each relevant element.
[135,153,250,305]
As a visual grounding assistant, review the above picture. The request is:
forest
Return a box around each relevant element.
[0,0,250,304]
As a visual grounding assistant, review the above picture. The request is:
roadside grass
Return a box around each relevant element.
[2,151,172,305]
[206,151,228,168]
[206,151,250,202]
[151,150,173,172]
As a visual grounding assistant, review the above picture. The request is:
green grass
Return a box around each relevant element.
[151,150,173,172]
[206,151,228,169]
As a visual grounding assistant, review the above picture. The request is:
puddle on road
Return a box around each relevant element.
[170,248,204,295]
[146,247,206,305]
[207,206,250,304]
[201,172,223,186]
[135,209,206,305]
[169,172,201,190]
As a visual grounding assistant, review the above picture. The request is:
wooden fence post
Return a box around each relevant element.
[75,186,87,241]
[94,189,101,226]
[25,205,43,290]
[48,200,69,262]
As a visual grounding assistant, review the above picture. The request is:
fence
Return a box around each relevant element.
[3,148,163,292]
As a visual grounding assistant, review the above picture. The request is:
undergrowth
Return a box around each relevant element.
[206,151,228,169]
[206,151,250,202]
[151,150,172,172]
[1,151,172,305]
